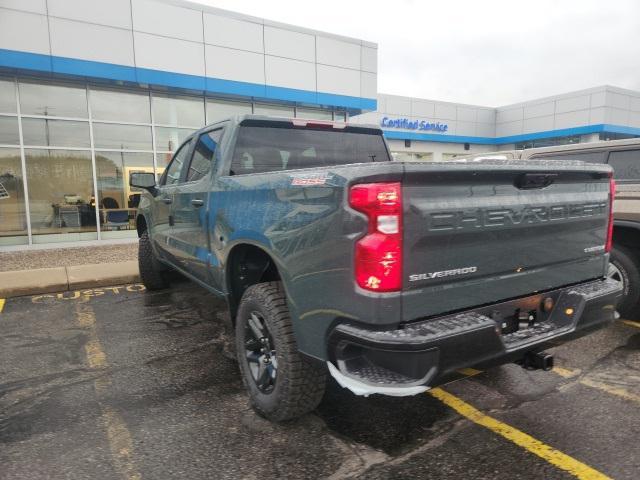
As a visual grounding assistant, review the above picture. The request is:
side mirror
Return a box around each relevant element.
[130,172,156,191]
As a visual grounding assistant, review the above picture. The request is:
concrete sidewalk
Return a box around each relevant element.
[0,260,140,298]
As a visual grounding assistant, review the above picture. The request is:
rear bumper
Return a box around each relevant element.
[327,278,622,396]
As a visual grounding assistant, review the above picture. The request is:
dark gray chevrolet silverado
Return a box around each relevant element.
[131,115,622,421]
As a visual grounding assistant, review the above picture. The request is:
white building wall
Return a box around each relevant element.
[354,86,640,157]
[0,0,378,104]
[496,86,640,137]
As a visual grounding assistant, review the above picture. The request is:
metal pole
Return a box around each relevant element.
[150,90,158,177]
[14,78,33,246]
[86,85,102,240]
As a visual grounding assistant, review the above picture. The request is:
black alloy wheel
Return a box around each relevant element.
[235,282,326,421]
[244,311,278,393]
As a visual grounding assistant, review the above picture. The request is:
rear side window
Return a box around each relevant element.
[186,128,223,182]
[230,126,390,175]
[608,149,640,181]
[533,151,608,163]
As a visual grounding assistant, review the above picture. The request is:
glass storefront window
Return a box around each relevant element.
[93,123,153,150]
[295,108,333,121]
[0,116,20,145]
[0,79,16,114]
[22,118,91,148]
[206,99,251,124]
[335,111,347,122]
[155,126,195,153]
[94,151,154,239]
[156,151,173,170]
[152,94,204,127]
[0,78,362,248]
[90,88,151,123]
[25,149,97,243]
[392,152,433,162]
[515,134,581,150]
[599,132,640,141]
[0,148,28,245]
[253,103,294,117]
[19,82,88,118]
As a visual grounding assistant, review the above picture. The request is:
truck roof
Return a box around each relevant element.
[201,114,381,133]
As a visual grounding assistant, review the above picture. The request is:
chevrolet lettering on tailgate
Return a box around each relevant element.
[427,202,607,231]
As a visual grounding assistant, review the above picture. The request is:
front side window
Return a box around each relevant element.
[186,129,223,182]
[608,149,640,181]
[162,139,192,186]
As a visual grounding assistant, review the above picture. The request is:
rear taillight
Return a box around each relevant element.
[606,176,616,253]
[349,182,403,292]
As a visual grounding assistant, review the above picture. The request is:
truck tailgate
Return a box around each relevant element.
[401,160,612,322]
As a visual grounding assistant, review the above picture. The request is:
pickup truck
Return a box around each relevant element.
[130,115,622,421]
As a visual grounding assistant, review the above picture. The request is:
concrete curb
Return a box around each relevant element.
[0,260,140,298]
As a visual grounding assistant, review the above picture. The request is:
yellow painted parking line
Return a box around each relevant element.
[551,365,640,405]
[457,367,483,377]
[75,301,142,480]
[0,298,5,313]
[579,378,640,405]
[429,387,611,480]
[621,319,640,329]
[553,366,581,378]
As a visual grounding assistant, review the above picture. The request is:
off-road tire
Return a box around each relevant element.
[235,281,326,422]
[138,230,169,290]
[610,245,640,320]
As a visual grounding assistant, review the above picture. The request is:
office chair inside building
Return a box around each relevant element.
[102,197,119,209]
[104,210,130,230]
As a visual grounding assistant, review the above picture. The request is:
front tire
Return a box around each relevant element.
[235,282,326,422]
[138,230,169,290]
[609,245,640,319]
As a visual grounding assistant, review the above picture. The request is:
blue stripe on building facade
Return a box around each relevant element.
[384,124,640,146]
[0,48,377,111]
[2,48,638,145]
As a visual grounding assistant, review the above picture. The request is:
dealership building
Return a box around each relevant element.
[1,0,640,248]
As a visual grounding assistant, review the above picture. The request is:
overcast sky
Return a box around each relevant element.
[193,0,640,107]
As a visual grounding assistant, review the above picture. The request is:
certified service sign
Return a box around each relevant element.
[381,117,448,133]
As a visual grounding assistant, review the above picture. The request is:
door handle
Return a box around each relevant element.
[191,198,204,208]
[161,196,173,204]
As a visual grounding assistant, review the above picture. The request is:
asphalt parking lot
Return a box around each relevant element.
[1,281,639,480]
